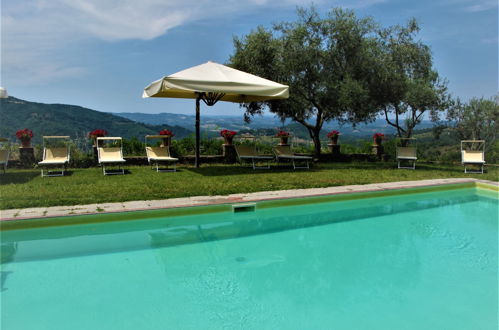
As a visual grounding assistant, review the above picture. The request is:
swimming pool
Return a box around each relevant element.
[1,183,497,329]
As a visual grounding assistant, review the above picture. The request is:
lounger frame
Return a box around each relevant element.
[273,146,312,170]
[461,140,485,174]
[0,138,9,174]
[145,136,178,173]
[235,142,273,170]
[97,137,126,175]
[396,138,417,170]
[39,136,70,177]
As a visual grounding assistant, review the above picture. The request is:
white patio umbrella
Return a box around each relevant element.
[0,87,8,99]
[143,61,289,168]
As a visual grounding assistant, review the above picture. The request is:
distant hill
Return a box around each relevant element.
[0,97,192,144]
[114,112,291,131]
[115,111,436,139]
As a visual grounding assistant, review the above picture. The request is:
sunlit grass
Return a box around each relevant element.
[0,162,497,210]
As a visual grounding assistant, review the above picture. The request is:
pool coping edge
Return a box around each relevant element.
[1,178,497,223]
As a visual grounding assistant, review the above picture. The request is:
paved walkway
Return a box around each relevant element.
[1,178,497,221]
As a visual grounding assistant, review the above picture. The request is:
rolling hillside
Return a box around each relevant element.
[0,97,191,144]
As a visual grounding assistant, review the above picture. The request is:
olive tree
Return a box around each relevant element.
[374,20,451,139]
[447,96,498,152]
[230,7,383,157]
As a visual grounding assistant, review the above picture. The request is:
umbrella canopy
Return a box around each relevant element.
[143,61,289,167]
[143,61,288,102]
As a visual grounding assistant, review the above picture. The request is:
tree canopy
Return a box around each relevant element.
[230,7,450,155]
[374,19,451,139]
[446,96,498,153]
[230,7,384,156]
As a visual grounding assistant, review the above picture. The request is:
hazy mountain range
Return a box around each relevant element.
[0,96,435,144]
[115,112,435,138]
[0,97,191,144]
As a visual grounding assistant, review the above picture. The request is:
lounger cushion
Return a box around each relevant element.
[273,146,312,159]
[0,150,9,163]
[276,154,312,160]
[397,147,417,160]
[239,155,274,160]
[98,147,126,163]
[39,148,69,165]
[146,147,178,162]
[462,151,485,164]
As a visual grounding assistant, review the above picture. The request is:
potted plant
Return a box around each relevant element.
[276,130,290,145]
[373,133,384,146]
[16,128,33,148]
[327,130,340,145]
[88,129,108,147]
[159,129,174,147]
[220,129,237,145]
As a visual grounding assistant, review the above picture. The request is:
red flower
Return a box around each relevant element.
[327,130,340,138]
[88,129,108,139]
[159,129,174,137]
[16,128,33,141]
[220,129,237,137]
[275,130,290,137]
[373,133,384,140]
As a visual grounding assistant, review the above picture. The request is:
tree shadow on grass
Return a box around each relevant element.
[186,164,320,176]
[327,162,466,173]
[0,171,40,185]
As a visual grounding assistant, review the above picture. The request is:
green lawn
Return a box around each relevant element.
[0,162,497,210]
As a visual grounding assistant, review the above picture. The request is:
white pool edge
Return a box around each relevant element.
[1,178,497,221]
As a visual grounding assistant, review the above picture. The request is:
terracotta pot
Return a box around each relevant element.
[329,136,339,145]
[279,136,289,145]
[161,136,172,147]
[21,139,31,148]
[223,135,234,145]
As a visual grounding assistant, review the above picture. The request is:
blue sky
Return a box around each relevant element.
[1,0,497,117]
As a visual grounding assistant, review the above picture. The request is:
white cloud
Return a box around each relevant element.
[482,37,498,44]
[443,0,498,12]
[1,0,385,86]
[464,0,497,12]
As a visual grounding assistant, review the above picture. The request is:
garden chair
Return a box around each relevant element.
[235,144,274,170]
[273,145,312,170]
[38,136,70,177]
[461,140,485,174]
[145,135,178,172]
[97,137,126,175]
[0,138,10,174]
[396,138,417,170]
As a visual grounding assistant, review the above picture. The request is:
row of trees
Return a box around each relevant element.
[230,7,452,157]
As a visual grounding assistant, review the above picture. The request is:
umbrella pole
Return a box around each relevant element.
[195,96,201,168]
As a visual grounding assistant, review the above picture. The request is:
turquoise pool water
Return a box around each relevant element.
[1,187,497,329]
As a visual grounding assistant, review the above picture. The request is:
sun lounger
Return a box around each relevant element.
[0,138,9,174]
[38,136,70,177]
[146,146,178,172]
[235,144,274,170]
[97,137,126,175]
[461,140,485,174]
[273,145,312,170]
[396,147,417,169]
[145,135,178,172]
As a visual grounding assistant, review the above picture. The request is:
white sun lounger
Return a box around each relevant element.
[273,145,312,170]
[97,137,126,175]
[146,146,178,172]
[235,144,274,170]
[396,147,417,169]
[38,136,70,177]
[0,138,9,174]
[461,140,485,174]
[145,135,178,172]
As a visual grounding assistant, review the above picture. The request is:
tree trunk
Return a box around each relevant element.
[309,128,322,158]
